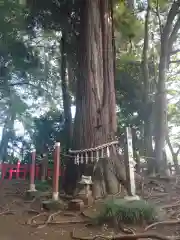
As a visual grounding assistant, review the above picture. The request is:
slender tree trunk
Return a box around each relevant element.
[141,1,154,174]
[65,0,127,197]
[40,154,48,181]
[144,121,155,173]
[172,154,179,174]
[154,50,168,174]
[0,125,9,162]
[60,31,73,150]
[166,135,180,174]
[154,1,180,174]
[0,113,15,162]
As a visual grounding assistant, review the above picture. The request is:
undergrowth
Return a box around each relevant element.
[94,199,160,225]
[35,180,51,192]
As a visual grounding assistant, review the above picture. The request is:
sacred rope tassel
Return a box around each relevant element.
[90,151,94,163]
[80,153,84,164]
[96,150,99,162]
[74,155,77,164]
[106,146,110,157]
[85,152,88,164]
[76,154,80,165]
[100,148,104,158]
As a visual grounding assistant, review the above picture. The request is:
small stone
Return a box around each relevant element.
[68,199,84,211]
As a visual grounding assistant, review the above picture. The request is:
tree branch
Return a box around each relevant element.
[166,134,174,155]
[155,0,163,35]
[169,59,180,64]
[8,81,36,87]
[176,145,180,155]
[167,15,180,66]
[168,15,180,48]
[0,81,49,95]
[162,1,180,42]
[170,49,180,55]
[142,0,150,87]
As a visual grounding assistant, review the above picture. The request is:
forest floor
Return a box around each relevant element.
[0,179,180,240]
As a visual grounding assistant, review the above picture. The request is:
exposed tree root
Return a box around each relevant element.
[0,210,16,215]
[161,203,180,209]
[27,212,48,225]
[63,212,80,217]
[27,210,89,228]
[118,225,136,235]
[148,193,168,198]
[24,197,37,204]
[37,219,89,228]
[145,220,180,231]
[37,210,63,229]
[71,230,170,240]
[23,209,40,214]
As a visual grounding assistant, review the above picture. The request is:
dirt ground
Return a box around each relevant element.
[0,179,180,240]
[0,180,116,240]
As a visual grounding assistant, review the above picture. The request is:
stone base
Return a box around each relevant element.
[25,189,38,200]
[77,192,94,207]
[81,195,94,206]
[124,195,141,201]
[68,199,84,211]
[42,199,66,211]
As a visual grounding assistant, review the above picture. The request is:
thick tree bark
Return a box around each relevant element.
[65,0,127,197]
[60,31,73,150]
[73,0,117,148]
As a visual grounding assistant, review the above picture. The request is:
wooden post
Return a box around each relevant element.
[52,142,60,201]
[125,127,136,196]
[29,149,36,191]
[168,163,172,175]
[41,153,48,182]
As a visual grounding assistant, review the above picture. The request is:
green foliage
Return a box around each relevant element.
[32,110,66,155]
[151,0,168,9]
[114,1,144,47]
[95,199,159,225]
[115,59,143,129]
[35,180,51,192]
[0,0,38,76]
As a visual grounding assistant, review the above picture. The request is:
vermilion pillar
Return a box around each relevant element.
[29,149,36,191]
[52,142,60,201]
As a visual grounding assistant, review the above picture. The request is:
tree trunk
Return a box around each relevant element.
[40,154,48,181]
[166,135,180,174]
[154,1,180,175]
[172,154,179,174]
[144,121,155,174]
[0,113,15,162]
[60,31,73,150]
[0,126,9,162]
[154,52,168,175]
[65,0,127,197]
[141,1,154,174]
